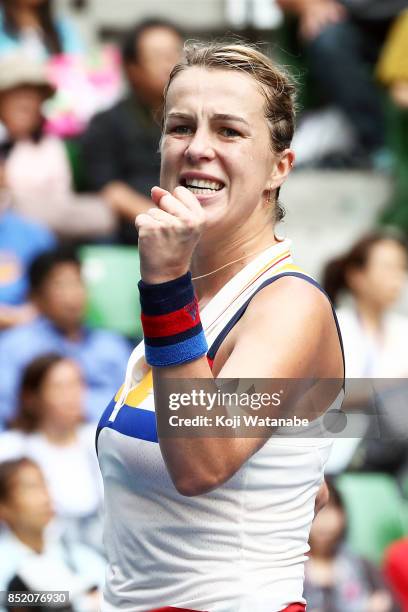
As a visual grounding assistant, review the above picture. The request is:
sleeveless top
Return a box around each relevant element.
[96,240,345,612]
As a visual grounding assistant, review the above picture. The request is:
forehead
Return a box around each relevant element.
[13,464,43,490]
[369,240,407,263]
[43,262,81,284]
[1,85,42,100]
[138,27,182,55]
[166,66,266,120]
[47,358,81,378]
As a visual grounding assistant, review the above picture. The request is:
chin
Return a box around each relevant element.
[201,207,230,232]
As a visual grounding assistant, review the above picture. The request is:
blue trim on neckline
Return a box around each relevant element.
[96,398,158,454]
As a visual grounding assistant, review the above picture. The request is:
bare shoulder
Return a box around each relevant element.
[244,274,333,329]
[219,274,342,379]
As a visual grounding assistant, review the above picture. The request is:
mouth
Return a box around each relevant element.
[179,176,225,196]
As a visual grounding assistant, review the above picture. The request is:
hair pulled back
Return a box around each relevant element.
[323,232,408,306]
[163,41,297,221]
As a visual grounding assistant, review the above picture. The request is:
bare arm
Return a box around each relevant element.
[314,480,329,516]
[153,279,342,496]
[137,186,343,496]
[102,181,155,221]
[81,111,156,221]
[0,303,37,331]
[277,0,347,40]
[277,0,311,13]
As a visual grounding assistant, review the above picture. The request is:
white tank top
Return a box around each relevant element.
[96,242,344,612]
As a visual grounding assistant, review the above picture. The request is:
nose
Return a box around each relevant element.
[184,127,216,164]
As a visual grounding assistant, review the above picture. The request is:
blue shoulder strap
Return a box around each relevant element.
[207,272,345,380]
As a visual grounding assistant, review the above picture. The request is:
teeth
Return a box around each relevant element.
[187,187,219,195]
[184,178,224,191]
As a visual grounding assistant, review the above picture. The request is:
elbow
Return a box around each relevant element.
[173,472,225,497]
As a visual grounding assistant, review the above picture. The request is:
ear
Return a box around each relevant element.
[268,148,295,193]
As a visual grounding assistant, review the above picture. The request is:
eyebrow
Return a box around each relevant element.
[213,113,250,126]
[167,112,250,127]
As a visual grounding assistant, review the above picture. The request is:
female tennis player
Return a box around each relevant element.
[96,42,344,612]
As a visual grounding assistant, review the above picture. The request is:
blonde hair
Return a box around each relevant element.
[162,41,297,218]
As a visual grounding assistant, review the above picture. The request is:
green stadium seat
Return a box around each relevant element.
[80,245,142,339]
[63,137,87,192]
[336,472,408,565]
[379,107,408,232]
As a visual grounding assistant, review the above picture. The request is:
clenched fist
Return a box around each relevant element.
[136,185,205,284]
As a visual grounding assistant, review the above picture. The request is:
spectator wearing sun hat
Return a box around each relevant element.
[0,54,116,239]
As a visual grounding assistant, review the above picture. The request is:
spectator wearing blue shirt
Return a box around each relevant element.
[0,0,83,61]
[0,198,56,329]
[0,247,131,428]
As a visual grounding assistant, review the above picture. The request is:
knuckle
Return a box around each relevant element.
[183,217,195,230]
[160,194,173,206]
[174,185,185,197]
[137,228,149,239]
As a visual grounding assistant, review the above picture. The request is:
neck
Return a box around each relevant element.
[355,298,385,335]
[41,423,77,445]
[132,89,163,115]
[13,5,41,28]
[64,328,82,342]
[192,217,278,305]
[51,323,82,342]
[12,526,44,554]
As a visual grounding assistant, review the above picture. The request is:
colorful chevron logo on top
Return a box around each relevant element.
[184,300,198,321]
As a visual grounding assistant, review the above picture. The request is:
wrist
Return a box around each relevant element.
[139,272,208,367]
[140,266,191,285]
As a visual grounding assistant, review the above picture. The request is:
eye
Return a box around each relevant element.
[168,125,193,135]
[219,127,241,138]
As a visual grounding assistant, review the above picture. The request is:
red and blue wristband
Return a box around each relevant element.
[139,272,208,367]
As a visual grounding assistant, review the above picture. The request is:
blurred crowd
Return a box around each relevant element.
[1,0,408,610]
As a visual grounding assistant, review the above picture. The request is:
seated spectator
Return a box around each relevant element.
[0,247,131,428]
[0,0,83,61]
[0,458,104,612]
[277,0,407,167]
[0,192,55,330]
[384,538,408,611]
[375,10,408,234]
[81,19,183,243]
[0,354,103,552]
[0,54,117,239]
[322,232,408,475]
[377,9,408,109]
[304,480,396,612]
[323,232,408,377]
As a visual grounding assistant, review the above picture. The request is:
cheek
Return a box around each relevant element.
[74,285,87,305]
[230,141,272,184]
[12,495,31,516]
[366,271,385,294]
[160,139,184,183]
[42,397,60,418]
[39,288,59,310]
[228,155,270,200]
[17,105,38,123]
[40,382,62,409]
